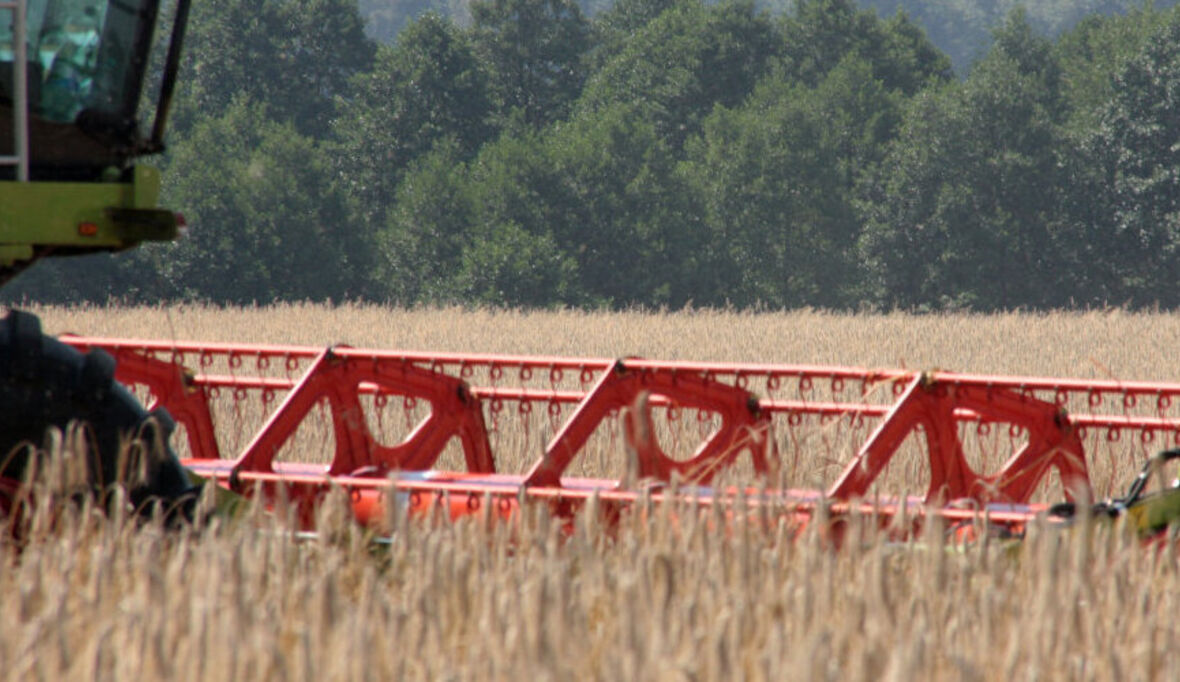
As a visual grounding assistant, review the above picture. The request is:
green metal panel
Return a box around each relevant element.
[1127,489,1180,536]
[0,164,176,268]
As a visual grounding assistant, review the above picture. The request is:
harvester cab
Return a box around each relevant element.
[0,0,190,283]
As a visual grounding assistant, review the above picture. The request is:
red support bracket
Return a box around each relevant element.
[233,348,494,477]
[523,359,773,487]
[65,342,221,461]
[827,374,1091,504]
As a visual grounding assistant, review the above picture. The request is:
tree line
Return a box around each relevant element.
[7,0,1180,311]
[360,0,1179,72]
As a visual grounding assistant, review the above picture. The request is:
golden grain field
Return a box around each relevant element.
[4,304,1180,681]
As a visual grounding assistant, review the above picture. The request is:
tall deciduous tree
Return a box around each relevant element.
[154,99,366,303]
[683,57,893,308]
[542,104,701,306]
[171,0,375,137]
[377,142,473,303]
[383,133,585,306]
[383,107,700,307]
[858,12,1074,310]
[450,133,584,306]
[578,0,779,151]
[783,0,952,94]
[1054,7,1172,134]
[1087,13,1180,306]
[470,0,592,128]
[589,0,683,69]
[334,14,494,224]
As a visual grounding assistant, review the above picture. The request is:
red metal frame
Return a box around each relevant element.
[522,359,772,487]
[827,374,1090,504]
[57,335,1180,538]
[233,347,494,477]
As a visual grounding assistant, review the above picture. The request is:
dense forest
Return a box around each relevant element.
[7,0,1180,311]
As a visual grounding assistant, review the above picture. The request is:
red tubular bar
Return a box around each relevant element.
[59,335,1180,408]
[56,336,1180,536]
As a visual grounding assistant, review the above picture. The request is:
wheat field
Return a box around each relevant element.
[4,304,1180,681]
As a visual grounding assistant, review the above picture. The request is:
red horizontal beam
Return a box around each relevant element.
[61,335,1180,400]
[153,371,1180,433]
[184,458,1047,534]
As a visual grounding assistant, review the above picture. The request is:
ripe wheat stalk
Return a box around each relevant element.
[2,304,1178,680]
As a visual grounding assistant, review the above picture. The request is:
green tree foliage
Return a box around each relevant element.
[858,0,1178,72]
[683,57,896,307]
[590,0,682,68]
[0,252,150,306]
[470,0,592,128]
[17,0,1180,313]
[386,133,584,306]
[384,106,699,307]
[358,0,466,42]
[172,0,375,136]
[1054,5,1173,133]
[858,13,1075,310]
[1084,12,1180,305]
[578,0,779,150]
[152,100,366,303]
[379,142,477,303]
[541,105,700,306]
[334,14,495,223]
[782,0,951,93]
[452,134,581,305]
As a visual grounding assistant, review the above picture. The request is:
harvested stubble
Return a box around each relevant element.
[4,304,1180,681]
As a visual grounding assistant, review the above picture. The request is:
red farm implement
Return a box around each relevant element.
[41,335,1180,542]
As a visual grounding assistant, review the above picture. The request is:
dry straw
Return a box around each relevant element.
[3,304,1180,680]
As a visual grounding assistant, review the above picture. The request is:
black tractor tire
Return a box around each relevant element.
[0,309,200,522]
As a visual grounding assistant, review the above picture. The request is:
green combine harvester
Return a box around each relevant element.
[0,0,1178,541]
[0,0,198,515]
[1,0,188,278]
